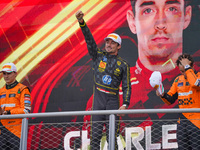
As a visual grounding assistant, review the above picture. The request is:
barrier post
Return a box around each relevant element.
[109,114,115,150]
[20,118,28,150]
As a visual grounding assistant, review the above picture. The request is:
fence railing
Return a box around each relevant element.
[0,108,200,150]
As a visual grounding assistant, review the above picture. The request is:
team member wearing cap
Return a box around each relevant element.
[76,10,131,149]
[0,63,32,149]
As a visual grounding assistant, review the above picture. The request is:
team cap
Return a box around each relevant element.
[104,33,122,45]
[0,62,17,73]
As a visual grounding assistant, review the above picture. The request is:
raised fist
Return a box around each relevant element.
[76,10,84,22]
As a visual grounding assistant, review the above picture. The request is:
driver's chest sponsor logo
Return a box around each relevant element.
[9,94,16,98]
[114,68,121,76]
[0,94,6,99]
[99,61,106,69]
[98,57,107,72]
[102,75,112,85]
[178,82,183,87]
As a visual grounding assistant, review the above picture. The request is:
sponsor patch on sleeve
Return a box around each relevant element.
[25,103,31,107]
[195,79,200,86]
[24,100,31,104]
[24,100,31,110]
[24,97,31,101]
[24,94,31,101]
[24,94,30,98]
[24,109,30,114]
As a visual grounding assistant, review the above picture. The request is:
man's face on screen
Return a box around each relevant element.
[127,0,191,58]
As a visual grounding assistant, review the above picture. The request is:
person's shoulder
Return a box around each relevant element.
[17,83,30,92]
[98,48,105,54]
[196,71,200,77]
[0,85,5,92]
[117,56,130,66]
[17,82,26,87]
[174,74,184,82]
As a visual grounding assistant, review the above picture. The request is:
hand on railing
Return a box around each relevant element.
[117,105,127,116]
[0,106,5,115]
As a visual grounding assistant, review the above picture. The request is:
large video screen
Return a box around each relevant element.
[0,0,200,149]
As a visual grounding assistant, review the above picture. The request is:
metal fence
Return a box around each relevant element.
[0,108,200,150]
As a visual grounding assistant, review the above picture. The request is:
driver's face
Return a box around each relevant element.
[128,0,191,58]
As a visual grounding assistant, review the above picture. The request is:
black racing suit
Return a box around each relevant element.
[79,21,131,150]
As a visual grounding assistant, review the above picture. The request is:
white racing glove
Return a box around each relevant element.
[149,71,164,95]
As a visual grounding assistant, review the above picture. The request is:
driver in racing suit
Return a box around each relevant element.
[0,63,32,149]
[157,54,200,149]
[76,10,131,150]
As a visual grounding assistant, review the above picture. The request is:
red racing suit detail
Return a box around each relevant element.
[0,81,32,138]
